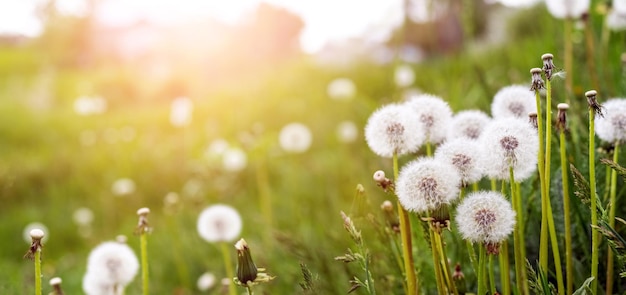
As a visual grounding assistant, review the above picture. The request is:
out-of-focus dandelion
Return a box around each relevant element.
[447,110,491,140]
[434,138,484,186]
[595,98,626,143]
[197,204,242,243]
[545,0,590,19]
[74,96,107,116]
[279,122,313,153]
[170,96,193,127]
[83,241,139,295]
[491,85,537,120]
[405,93,453,146]
[73,207,94,226]
[336,120,359,143]
[197,272,217,291]
[79,130,97,146]
[394,64,415,87]
[615,0,626,14]
[479,118,539,181]
[327,78,356,100]
[163,192,180,215]
[136,208,151,295]
[25,229,45,295]
[222,147,248,172]
[204,138,230,160]
[111,178,136,196]
[49,277,64,295]
[23,222,49,244]
[364,104,424,157]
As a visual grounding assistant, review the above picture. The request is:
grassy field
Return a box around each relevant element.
[1,3,626,294]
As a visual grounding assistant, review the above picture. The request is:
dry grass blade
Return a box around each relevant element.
[570,164,591,206]
[600,158,626,181]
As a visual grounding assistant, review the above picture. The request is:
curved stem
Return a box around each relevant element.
[606,142,620,295]
[221,242,237,295]
[589,107,599,293]
[34,248,41,295]
[140,233,149,295]
[559,130,573,295]
[394,152,418,294]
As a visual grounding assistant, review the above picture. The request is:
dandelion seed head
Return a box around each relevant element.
[394,64,415,87]
[395,157,461,213]
[30,228,44,240]
[336,121,359,143]
[85,241,139,288]
[595,98,626,143]
[607,10,626,31]
[73,207,94,226]
[545,0,590,19]
[170,96,193,127]
[455,191,516,244]
[447,110,491,140]
[327,78,356,100]
[491,85,536,119]
[480,118,538,181]
[23,222,49,244]
[111,178,136,196]
[364,104,425,157]
[615,0,626,14]
[197,204,242,243]
[435,138,484,185]
[222,147,247,172]
[279,122,313,153]
[197,272,217,291]
[405,94,453,144]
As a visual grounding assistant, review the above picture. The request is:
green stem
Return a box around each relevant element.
[534,86,548,275]
[140,233,149,295]
[499,242,511,295]
[510,167,528,295]
[515,182,529,295]
[34,248,41,295]
[221,242,237,295]
[589,107,599,293]
[426,141,433,157]
[606,142,620,295]
[477,245,487,295]
[431,229,446,295]
[394,152,418,294]
[545,188,565,295]
[247,286,253,295]
[364,251,376,295]
[559,130,574,295]
[436,232,458,295]
[489,254,496,295]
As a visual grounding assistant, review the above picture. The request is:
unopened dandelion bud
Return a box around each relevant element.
[528,112,538,129]
[585,90,604,117]
[452,263,468,293]
[235,239,258,285]
[530,68,545,91]
[542,53,556,80]
[380,200,399,232]
[49,277,64,295]
[557,103,569,131]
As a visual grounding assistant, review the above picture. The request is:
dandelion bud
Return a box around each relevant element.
[557,103,569,132]
[380,200,393,212]
[135,207,151,235]
[50,277,64,295]
[530,67,544,91]
[542,53,556,80]
[235,239,258,285]
[585,90,604,117]
[528,112,538,129]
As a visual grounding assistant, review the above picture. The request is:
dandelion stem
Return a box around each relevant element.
[221,242,237,295]
[140,232,149,295]
[589,104,599,294]
[246,285,253,295]
[489,254,496,295]
[499,242,511,295]
[426,141,433,157]
[510,167,528,295]
[534,84,549,277]
[606,142,620,295]
[477,244,487,295]
[559,128,573,295]
[435,232,458,295]
[34,248,41,295]
[431,229,446,295]
[393,152,418,294]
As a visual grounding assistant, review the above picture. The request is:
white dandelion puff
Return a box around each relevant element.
[545,0,590,19]
[395,157,461,213]
[434,138,484,185]
[197,204,242,243]
[170,96,193,127]
[447,110,492,140]
[197,272,217,291]
[405,93,453,144]
[23,222,49,244]
[491,85,537,119]
[394,64,416,87]
[327,78,356,100]
[615,0,626,14]
[84,241,139,293]
[595,98,626,143]
[479,118,539,181]
[73,207,94,226]
[607,10,626,31]
[74,96,107,116]
[455,191,516,244]
[222,147,247,172]
[364,104,425,157]
[279,122,313,153]
[111,178,136,196]
[336,120,359,143]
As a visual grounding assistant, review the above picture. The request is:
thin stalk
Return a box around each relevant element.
[534,86,549,274]
[606,142,620,295]
[34,248,41,295]
[435,232,458,295]
[393,152,418,294]
[500,242,511,295]
[431,229,446,295]
[364,252,376,295]
[510,167,528,295]
[140,233,149,295]
[559,130,573,295]
[477,245,487,295]
[221,242,237,295]
[489,254,496,295]
[515,182,529,294]
[247,286,253,295]
[589,107,599,293]
[545,79,565,295]
[426,141,433,157]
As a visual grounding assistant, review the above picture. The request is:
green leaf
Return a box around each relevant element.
[572,277,595,295]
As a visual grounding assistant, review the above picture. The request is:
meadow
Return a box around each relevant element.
[1,2,626,294]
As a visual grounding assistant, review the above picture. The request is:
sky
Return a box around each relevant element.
[0,0,542,53]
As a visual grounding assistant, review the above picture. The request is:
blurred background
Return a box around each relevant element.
[1,0,624,294]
